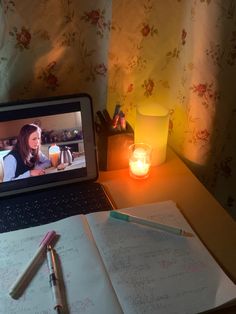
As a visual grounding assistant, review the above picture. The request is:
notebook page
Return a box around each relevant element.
[86,200,236,314]
[0,215,122,314]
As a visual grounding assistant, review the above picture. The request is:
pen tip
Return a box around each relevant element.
[182,230,194,237]
[56,306,63,314]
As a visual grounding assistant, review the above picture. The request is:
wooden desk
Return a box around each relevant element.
[99,148,236,313]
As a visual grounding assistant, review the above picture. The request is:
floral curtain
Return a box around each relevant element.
[0,0,111,107]
[0,0,235,219]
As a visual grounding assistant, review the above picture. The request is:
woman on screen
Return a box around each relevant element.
[3,123,51,182]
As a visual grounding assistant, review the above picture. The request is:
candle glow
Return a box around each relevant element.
[129,144,151,179]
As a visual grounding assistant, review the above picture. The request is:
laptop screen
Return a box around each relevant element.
[0,94,98,197]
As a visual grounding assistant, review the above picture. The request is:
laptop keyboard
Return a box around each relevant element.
[0,182,114,233]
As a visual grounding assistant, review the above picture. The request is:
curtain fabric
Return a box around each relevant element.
[0,0,112,107]
[0,0,235,219]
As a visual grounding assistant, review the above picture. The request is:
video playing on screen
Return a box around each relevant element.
[0,111,86,184]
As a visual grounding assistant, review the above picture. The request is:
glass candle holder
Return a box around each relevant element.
[129,143,151,179]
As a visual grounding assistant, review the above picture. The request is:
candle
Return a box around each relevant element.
[129,143,151,179]
[129,159,150,177]
[135,103,169,166]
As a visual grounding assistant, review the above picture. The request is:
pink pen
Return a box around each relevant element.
[112,114,120,129]
[119,111,126,131]
[9,230,56,299]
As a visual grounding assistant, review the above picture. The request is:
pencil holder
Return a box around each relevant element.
[96,122,134,171]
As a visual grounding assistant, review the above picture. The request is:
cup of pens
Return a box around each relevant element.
[96,104,134,171]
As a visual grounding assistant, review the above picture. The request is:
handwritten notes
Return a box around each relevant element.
[0,200,235,314]
[87,201,236,314]
[0,215,122,314]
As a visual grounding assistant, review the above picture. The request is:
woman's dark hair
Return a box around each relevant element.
[15,124,41,166]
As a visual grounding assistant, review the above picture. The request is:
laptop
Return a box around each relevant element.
[0,94,115,233]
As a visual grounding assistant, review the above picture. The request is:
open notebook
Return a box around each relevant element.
[0,201,235,314]
[0,94,114,232]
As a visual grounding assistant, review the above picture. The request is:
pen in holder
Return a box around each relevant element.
[96,109,134,171]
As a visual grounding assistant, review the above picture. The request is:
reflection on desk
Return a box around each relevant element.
[45,156,86,174]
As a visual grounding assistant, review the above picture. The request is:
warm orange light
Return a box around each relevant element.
[135,103,169,166]
[129,143,151,179]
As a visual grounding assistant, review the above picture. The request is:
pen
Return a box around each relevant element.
[96,110,108,132]
[112,103,121,119]
[47,245,63,314]
[102,109,112,125]
[119,111,126,131]
[112,113,120,129]
[9,230,56,298]
[110,211,193,236]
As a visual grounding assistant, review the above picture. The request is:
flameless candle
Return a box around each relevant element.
[129,143,151,179]
[135,103,169,166]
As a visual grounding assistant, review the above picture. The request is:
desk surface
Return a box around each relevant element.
[99,148,236,312]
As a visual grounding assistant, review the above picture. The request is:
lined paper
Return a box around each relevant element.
[87,201,236,314]
[0,200,235,314]
[0,215,122,314]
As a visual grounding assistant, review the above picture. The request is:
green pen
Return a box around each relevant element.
[110,210,193,237]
